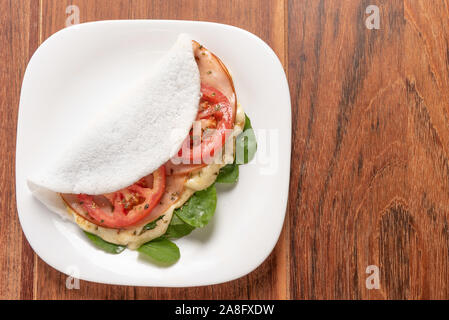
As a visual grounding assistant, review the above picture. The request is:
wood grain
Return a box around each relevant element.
[0,0,39,300]
[288,0,449,299]
[3,0,449,299]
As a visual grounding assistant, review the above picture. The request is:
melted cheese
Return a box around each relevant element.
[67,103,245,249]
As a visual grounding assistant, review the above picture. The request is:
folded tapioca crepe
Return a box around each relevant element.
[28,33,246,253]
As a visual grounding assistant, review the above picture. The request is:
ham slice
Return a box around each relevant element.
[164,160,206,176]
[142,173,187,223]
[193,41,236,116]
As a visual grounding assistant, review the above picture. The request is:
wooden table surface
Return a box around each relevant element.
[2,0,449,300]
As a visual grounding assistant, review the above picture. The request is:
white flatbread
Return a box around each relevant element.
[28,34,200,197]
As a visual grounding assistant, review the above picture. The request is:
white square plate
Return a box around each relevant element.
[16,20,291,287]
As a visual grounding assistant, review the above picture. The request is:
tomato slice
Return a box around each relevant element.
[175,41,236,164]
[178,84,234,163]
[76,166,166,228]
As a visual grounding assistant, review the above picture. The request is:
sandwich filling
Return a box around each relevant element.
[59,40,243,249]
[63,104,244,249]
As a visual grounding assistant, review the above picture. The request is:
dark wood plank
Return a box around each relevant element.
[0,0,39,300]
[288,0,449,299]
[403,0,449,299]
[34,0,288,300]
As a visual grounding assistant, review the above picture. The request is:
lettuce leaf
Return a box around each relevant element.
[83,231,126,254]
[164,213,195,239]
[175,184,217,228]
[138,238,180,264]
[216,163,239,183]
[235,114,257,164]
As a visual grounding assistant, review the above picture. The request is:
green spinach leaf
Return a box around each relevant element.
[243,113,253,131]
[138,238,180,264]
[164,213,195,239]
[216,163,239,183]
[142,215,164,232]
[83,231,126,254]
[175,184,217,228]
[235,114,257,164]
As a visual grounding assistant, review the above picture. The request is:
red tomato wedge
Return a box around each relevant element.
[61,165,189,230]
[178,84,234,162]
[65,166,166,228]
[177,41,236,164]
